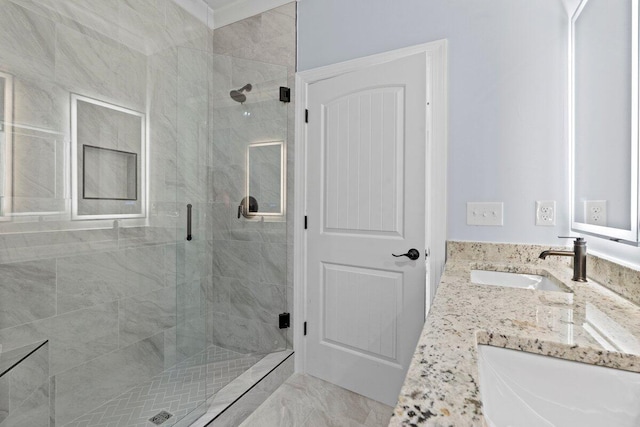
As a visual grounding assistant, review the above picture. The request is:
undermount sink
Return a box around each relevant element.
[470,269,568,292]
[477,345,640,427]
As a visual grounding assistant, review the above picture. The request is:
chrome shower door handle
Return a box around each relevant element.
[392,248,420,261]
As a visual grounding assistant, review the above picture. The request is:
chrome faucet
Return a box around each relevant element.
[539,237,587,282]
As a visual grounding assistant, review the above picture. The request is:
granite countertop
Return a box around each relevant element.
[389,258,640,426]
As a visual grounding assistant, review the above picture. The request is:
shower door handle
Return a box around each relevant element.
[186,204,192,241]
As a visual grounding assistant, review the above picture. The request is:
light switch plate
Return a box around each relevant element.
[467,202,504,226]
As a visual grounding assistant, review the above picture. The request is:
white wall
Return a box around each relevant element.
[298,0,572,246]
[298,0,640,268]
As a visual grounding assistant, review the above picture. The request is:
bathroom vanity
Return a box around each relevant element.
[389,241,640,426]
[390,0,640,422]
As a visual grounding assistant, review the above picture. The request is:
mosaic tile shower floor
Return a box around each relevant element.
[64,345,263,427]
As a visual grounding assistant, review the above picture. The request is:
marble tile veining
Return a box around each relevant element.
[118,287,177,347]
[0,0,56,81]
[391,241,640,426]
[210,311,287,355]
[0,2,295,426]
[190,350,293,427]
[66,345,264,427]
[0,341,50,427]
[241,373,393,427]
[0,259,56,330]
[54,332,165,426]
[55,245,166,313]
[207,1,295,356]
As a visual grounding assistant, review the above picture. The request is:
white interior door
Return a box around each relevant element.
[305,52,429,406]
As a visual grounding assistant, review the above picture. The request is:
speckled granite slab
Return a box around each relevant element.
[588,254,640,306]
[390,241,640,426]
[446,240,572,267]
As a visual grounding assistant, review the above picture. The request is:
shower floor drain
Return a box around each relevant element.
[149,411,173,425]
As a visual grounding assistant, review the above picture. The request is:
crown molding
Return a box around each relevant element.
[173,0,215,29]
[213,0,293,28]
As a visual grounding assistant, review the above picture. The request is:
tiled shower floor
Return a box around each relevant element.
[64,345,264,427]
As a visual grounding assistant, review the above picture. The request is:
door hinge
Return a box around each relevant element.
[303,321,307,336]
[279,312,290,329]
[304,215,308,229]
[305,109,309,123]
[279,86,291,103]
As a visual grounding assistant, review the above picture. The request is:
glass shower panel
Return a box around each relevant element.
[0,1,292,425]
[172,44,212,425]
[0,0,211,425]
[210,54,289,356]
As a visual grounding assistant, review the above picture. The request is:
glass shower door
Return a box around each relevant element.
[171,50,292,426]
[171,44,212,426]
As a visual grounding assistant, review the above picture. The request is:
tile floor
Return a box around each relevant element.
[239,373,393,427]
[189,350,294,427]
[64,345,263,427]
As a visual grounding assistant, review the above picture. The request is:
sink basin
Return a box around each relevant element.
[470,269,567,292]
[477,345,640,427]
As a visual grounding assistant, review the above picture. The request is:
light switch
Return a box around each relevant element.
[467,202,504,226]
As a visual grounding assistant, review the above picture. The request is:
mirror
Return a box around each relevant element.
[0,73,70,221]
[71,94,146,220]
[244,141,285,218]
[0,72,12,219]
[571,0,640,243]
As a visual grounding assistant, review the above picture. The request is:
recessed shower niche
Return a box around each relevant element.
[71,94,146,220]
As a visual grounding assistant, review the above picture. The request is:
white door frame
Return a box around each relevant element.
[293,40,448,373]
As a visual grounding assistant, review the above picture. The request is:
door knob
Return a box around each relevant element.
[392,248,420,261]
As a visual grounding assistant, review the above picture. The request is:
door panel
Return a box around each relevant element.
[306,52,428,405]
[322,262,401,362]
[323,87,404,235]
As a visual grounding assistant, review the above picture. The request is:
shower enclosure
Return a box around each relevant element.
[0,1,293,426]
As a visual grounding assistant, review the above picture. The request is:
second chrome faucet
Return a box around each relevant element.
[539,237,587,282]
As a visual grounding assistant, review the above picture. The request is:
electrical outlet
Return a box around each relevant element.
[536,200,556,226]
[467,202,504,226]
[584,200,607,226]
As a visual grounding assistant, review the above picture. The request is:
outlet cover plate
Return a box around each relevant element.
[584,200,607,226]
[467,202,504,226]
[536,200,556,226]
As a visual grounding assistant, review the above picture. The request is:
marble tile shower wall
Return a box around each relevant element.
[207,3,296,354]
[0,0,214,425]
[0,342,50,426]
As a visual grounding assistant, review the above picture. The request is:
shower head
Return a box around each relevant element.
[230,83,252,103]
